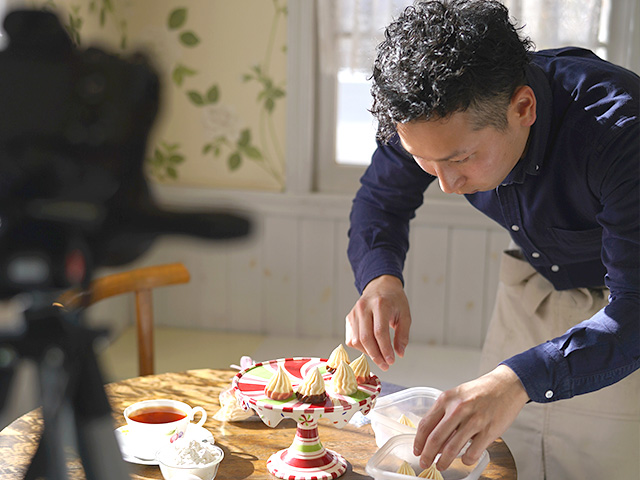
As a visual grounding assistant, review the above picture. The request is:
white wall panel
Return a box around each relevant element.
[446,228,488,348]
[151,238,231,330]
[406,225,449,345]
[185,242,232,330]
[298,218,336,337]
[334,219,361,338]
[105,186,508,350]
[263,216,299,335]
[227,233,264,333]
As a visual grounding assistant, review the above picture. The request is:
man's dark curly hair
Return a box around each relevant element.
[371,0,533,142]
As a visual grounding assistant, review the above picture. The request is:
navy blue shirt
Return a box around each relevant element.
[348,48,640,403]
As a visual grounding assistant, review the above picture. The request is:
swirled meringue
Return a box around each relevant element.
[398,414,416,428]
[326,344,350,373]
[264,364,294,401]
[295,367,327,404]
[397,460,416,475]
[418,464,444,479]
[331,360,358,395]
[349,353,371,384]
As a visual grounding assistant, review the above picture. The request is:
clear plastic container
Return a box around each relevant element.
[365,434,489,480]
[367,387,442,447]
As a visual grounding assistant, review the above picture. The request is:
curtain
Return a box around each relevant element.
[319,0,614,75]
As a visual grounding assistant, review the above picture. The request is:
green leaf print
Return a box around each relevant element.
[238,129,251,147]
[179,31,200,47]
[228,153,242,170]
[172,64,197,87]
[187,91,205,106]
[168,8,187,30]
[206,85,219,104]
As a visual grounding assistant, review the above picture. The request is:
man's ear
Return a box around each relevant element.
[511,85,537,127]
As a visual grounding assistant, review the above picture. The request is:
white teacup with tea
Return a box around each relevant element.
[124,399,207,460]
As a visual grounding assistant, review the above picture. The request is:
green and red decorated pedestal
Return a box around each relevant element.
[232,357,381,480]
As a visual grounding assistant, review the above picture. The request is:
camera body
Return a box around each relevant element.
[0,9,161,298]
[0,9,250,300]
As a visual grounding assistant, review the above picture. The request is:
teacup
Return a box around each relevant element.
[124,399,207,459]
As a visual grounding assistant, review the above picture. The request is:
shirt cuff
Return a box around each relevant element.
[354,248,405,294]
[501,341,573,403]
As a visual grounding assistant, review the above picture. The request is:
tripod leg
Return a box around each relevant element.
[24,345,73,480]
[73,329,130,480]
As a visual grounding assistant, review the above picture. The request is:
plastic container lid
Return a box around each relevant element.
[365,434,489,480]
[367,387,442,447]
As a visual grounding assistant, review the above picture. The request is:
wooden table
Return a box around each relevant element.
[0,369,517,479]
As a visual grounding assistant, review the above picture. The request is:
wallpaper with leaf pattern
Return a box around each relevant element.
[27,0,288,191]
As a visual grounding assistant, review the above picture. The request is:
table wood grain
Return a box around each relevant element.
[0,369,516,479]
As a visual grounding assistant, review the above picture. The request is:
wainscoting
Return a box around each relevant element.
[88,185,510,351]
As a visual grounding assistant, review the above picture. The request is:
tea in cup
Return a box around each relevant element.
[124,399,207,459]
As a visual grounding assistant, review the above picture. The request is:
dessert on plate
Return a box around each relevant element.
[331,360,358,395]
[295,367,327,404]
[264,364,294,401]
[326,344,350,373]
[349,353,371,384]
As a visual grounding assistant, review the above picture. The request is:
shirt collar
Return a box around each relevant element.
[500,62,553,185]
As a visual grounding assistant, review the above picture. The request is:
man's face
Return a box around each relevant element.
[396,88,535,195]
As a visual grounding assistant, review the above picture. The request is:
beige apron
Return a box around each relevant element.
[479,251,640,480]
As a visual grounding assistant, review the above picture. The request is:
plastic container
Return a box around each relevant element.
[367,387,442,447]
[365,434,489,480]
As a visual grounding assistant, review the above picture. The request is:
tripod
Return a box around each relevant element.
[0,298,130,479]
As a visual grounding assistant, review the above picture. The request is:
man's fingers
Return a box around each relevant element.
[359,329,389,370]
[371,305,395,367]
[345,275,411,371]
[460,433,491,466]
[345,313,358,348]
[392,314,410,358]
[432,427,473,471]
[413,405,444,461]
[345,309,389,370]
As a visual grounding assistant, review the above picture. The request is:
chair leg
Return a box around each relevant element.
[135,290,154,376]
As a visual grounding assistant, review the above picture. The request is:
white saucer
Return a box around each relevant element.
[114,423,215,465]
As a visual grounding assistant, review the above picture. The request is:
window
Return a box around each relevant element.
[290,0,640,194]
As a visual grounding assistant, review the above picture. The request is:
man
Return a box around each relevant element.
[345,1,639,478]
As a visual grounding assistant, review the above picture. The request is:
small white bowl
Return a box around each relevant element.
[156,443,224,480]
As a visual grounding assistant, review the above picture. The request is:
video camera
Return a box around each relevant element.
[0,8,250,298]
[0,9,251,479]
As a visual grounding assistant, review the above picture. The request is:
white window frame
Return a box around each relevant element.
[287,0,640,195]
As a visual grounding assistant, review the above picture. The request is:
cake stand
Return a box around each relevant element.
[232,357,381,480]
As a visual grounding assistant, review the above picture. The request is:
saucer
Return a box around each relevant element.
[115,423,215,465]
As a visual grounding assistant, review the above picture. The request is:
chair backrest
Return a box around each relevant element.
[55,262,191,376]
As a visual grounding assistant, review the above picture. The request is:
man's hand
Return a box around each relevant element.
[413,365,530,471]
[345,275,411,370]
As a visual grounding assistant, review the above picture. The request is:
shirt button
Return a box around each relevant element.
[545,390,554,399]
[535,165,540,171]
[531,252,540,258]
[551,265,560,272]
[511,225,520,232]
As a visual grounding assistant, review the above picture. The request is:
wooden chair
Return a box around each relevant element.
[55,262,191,376]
